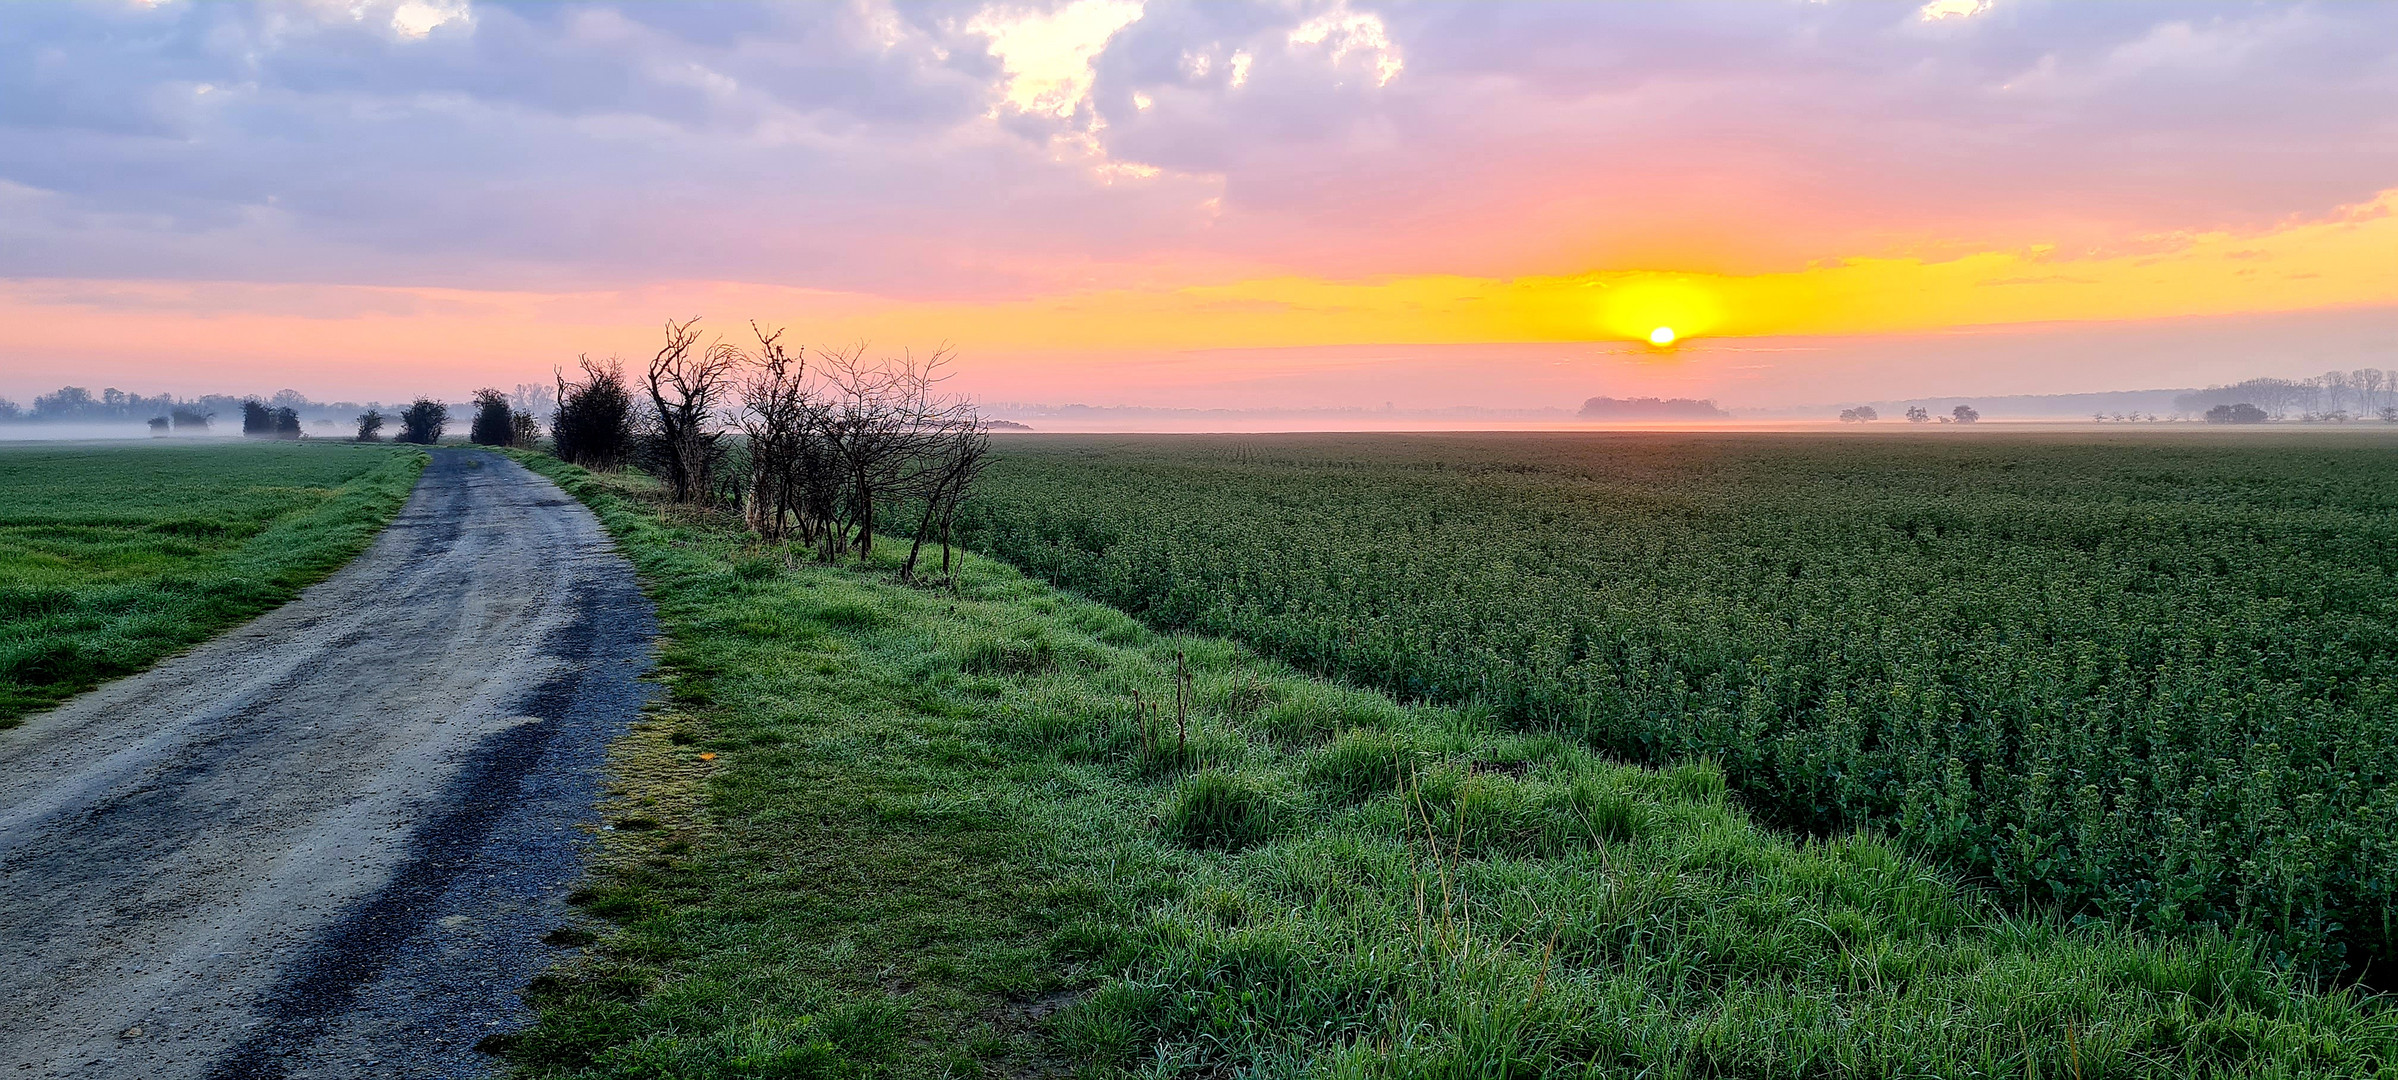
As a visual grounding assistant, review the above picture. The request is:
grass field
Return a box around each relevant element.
[955,431,2398,979]
[503,450,2392,1078]
[0,440,426,726]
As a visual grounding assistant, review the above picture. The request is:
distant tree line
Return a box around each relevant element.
[0,381,568,447]
[551,319,993,583]
[0,385,398,433]
[2176,369,2398,423]
[1577,396,1729,420]
[1849,404,1978,423]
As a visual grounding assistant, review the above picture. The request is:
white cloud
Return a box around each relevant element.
[968,0,1146,119]
[1228,50,1252,88]
[1918,0,1993,22]
[1288,2,1402,86]
[388,0,470,39]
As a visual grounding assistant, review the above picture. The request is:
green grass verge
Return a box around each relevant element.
[504,451,2395,1079]
[0,440,427,727]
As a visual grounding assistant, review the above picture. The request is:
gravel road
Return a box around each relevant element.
[0,449,654,1079]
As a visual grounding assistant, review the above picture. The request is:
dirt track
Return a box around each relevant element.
[0,449,654,1079]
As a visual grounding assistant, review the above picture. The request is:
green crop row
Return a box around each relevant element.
[957,432,2398,977]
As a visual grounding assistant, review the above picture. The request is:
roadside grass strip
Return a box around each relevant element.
[506,452,2395,1079]
[0,442,427,726]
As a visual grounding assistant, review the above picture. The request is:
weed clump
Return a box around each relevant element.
[957,628,1061,676]
[1304,729,1413,803]
[1164,770,1280,851]
[1258,683,1403,744]
[1408,770,1652,858]
[814,599,884,629]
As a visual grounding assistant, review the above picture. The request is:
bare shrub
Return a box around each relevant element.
[736,324,816,542]
[640,319,739,504]
[355,409,385,442]
[898,393,991,583]
[569,317,996,579]
[553,355,637,470]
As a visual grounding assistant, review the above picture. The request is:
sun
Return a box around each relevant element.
[1648,326,1677,347]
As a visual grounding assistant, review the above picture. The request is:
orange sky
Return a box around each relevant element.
[10,184,2394,406]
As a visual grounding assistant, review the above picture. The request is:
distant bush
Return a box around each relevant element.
[2207,402,2269,424]
[242,401,301,439]
[553,355,638,470]
[355,409,384,442]
[510,410,541,448]
[170,407,211,432]
[398,398,448,444]
[469,388,514,446]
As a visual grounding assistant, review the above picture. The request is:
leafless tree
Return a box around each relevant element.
[737,324,817,542]
[597,316,998,577]
[509,383,557,426]
[900,415,992,584]
[642,318,740,504]
[811,343,929,561]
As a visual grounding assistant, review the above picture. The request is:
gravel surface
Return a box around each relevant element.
[0,449,655,1079]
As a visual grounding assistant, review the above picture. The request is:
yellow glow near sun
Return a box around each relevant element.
[1597,275,1724,346]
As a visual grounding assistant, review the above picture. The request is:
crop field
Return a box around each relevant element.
[0,441,425,726]
[505,451,2394,1078]
[957,431,2398,980]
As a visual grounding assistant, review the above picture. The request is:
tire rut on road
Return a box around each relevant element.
[0,449,655,1079]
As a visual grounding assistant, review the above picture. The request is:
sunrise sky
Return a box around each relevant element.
[5,0,2397,412]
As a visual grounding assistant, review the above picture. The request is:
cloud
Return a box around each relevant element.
[1287,1,1401,86]
[1918,0,1994,23]
[969,0,1146,119]
[388,0,471,39]
[1,0,2395,306]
